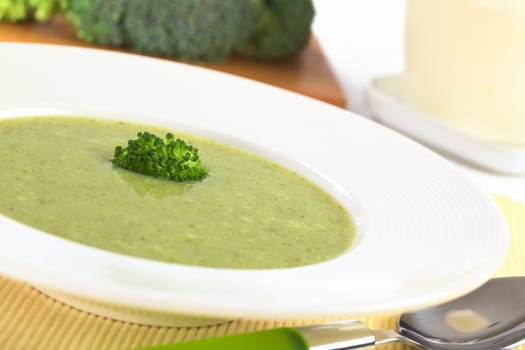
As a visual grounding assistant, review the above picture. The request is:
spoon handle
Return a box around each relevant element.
[297,320,376,349]
[372,329,424,349]
[133,320,378,350]
[133,328,309,350]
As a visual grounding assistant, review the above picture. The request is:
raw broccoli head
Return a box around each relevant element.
[234,0,315,60]
[113,131,208,182]
[4,0,315,62]
[122,0,265,62]
[0,0,58,22]
[60,0,314,62]
[61,0,126,46]
[63,0,265,62]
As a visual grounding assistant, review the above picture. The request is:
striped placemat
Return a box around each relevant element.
[1,194,523,350]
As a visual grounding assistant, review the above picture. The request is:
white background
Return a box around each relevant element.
[312,0,406,115]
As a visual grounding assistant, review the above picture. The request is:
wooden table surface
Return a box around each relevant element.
[0,15,348,109]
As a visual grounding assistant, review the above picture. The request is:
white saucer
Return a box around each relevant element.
[366,75,525,175]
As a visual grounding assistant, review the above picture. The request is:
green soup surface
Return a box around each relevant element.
[0,117,355,269]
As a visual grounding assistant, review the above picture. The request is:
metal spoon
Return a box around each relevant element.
[396,276,525,349]
[139,277,525,350]
[299,276,525,349]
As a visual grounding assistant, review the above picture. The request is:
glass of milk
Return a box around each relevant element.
[405,0,525,145]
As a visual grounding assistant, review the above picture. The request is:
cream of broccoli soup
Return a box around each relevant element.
[0,116,355,269]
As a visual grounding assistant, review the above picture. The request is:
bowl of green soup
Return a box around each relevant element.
[0,43,509,326]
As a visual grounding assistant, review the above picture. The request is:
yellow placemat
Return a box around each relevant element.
[1,194,523,350]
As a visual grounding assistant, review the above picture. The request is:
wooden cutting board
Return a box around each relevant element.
[0,14,347,108]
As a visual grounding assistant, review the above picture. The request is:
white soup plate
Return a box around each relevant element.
[0,43,509,326]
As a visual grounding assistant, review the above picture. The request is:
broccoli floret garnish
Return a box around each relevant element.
[112,131,208,182]
[0,0,59,22]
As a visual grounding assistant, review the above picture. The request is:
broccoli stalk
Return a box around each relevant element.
[113,131,207,182]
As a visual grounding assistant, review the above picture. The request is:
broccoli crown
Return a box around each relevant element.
[122,0,265,62]
[61,0,314,62]
[63,0,265,62]
[234,0,315,60]
[112,131,208,182]
[61,0,126,46]
[0,0,58,22]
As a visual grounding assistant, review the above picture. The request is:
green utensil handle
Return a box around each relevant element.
[138,328,308,350]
